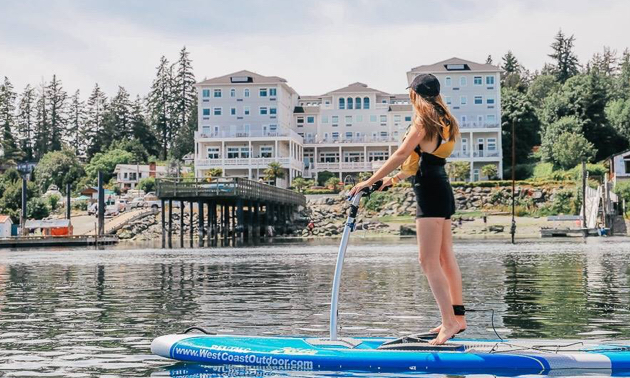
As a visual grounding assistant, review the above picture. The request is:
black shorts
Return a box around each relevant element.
[413,153,456,219]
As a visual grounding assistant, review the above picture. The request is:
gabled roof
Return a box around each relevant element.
[0,215,12,223]
[325,82,390,96]
[410,57,502,73]
[197,70,287,85]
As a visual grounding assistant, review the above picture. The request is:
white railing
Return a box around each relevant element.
[473,151,500,158]
[304,136,398,144]
[459,123,500,129]
[450,152,471,158]
[196,128,303,140]
[314,161,374,171]
[196,157,302,169]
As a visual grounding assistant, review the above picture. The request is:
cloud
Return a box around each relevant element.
[0,0,628,99]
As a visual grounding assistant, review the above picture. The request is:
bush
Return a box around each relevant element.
[503,163,535,181]
[446,161,470,181]
[325,177,341,191]
[72,200,88,211]
[614,180,630,204]
[363,191,395,212]
[137,177,156,193]
[47,194,61,211]
[481,164,498,180]
[317,171,335,187]
[27,198,50,220]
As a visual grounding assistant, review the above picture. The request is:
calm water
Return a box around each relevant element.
[1,238,630,377]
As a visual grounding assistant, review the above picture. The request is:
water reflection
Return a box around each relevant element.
[0,238,629,377]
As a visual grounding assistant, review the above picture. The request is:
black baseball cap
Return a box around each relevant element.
[407,73,440,98]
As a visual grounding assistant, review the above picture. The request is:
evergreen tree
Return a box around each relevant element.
[66,90,87,159]
[45,75,68,152]
[171,46,197,158]
[501,51,520,75]
[548,30,580,83]
[102,86,133,147]
[34,80,49,160]
[501,88,540,168]
[17,85,36,160]
[486,55,493,65]
[171,102,197,159]
[130,96,160,158]
[501,51,525,91]
[84,84,108,158]
[0,77,21,165]
[148,56,174,159]
[615,48,630,100]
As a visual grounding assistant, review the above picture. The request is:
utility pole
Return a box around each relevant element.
[17,162,30,236]
[582,160,587,237]
[98,171,105,236]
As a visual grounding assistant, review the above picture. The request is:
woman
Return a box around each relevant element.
[348,73,465,345]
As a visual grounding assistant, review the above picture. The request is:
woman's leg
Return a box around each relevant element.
[429,219,466,333]
[416,217,460,345]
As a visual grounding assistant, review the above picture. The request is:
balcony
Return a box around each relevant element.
[314,161,377,172]
[304,135,398,145]
[473,151,500,158]
[196,157,303,171]
[459,123,500,129]
[196,128,303,141]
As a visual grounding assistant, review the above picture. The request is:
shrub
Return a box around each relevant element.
[27,198,50,220]
[137,177,156,193]
[47,194,61,211]
[325,177,341,191]
[317,171,335,186]
[446,161,470,181]
[363,191,395,212]
[72,200,88,211]
[481,164,498,180]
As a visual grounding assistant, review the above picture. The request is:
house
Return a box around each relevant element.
[24,219,73,236]
[606,149,630,184]
[80,187,115,203]
[114,162,192,190]
[0,215,13,238]
[182,152,195,165]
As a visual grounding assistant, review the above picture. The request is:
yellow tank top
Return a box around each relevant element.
[399,124,455,176]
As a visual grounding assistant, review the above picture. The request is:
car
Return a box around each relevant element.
[88,203,98,215]
[105,204,119,217]
[117,199,128,212]
[129,198,146,209]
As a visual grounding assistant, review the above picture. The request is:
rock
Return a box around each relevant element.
[399,225,416,235]
[488,225,504,233]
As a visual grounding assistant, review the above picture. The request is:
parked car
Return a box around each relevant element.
[88,202,98,215]
[117,199,128,212]
[129,198,146,209]
[105,204,119,217]
[146,200,161,210]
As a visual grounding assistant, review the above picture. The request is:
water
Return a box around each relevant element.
[1,238,630,377]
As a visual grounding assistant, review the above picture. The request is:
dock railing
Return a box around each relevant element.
[156,177,306,206]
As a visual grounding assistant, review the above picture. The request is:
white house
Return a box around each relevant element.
[114,163,192,190]
[0,215,13,238]
[606,149,630,184]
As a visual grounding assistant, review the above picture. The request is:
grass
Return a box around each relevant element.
[377,215,415,223]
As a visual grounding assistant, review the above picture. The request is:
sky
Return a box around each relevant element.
[1,0,629,98]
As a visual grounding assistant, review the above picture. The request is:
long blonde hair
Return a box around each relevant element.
[410,90,460,142]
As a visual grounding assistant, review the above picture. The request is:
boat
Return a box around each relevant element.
[152,180,630,375]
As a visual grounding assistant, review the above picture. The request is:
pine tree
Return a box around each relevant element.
[548,29,580,83]
[66,90,87,159]
[84,83,108,158]
[501,51,520,75]
[17,85,36,160]
[616,48,630,100]
[148,56,174,159]
[45,75,68,152]
[171,47,197,159]
[34,80,49,159]
[0,77,21,165]
[130,96,160,158]
[486,55,493,65]
[102,86,133,147]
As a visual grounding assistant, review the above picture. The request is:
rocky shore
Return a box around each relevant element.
[116,184,572,241]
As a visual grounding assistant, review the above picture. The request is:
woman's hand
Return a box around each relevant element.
[348,180,371,197]
[378,176,394,191]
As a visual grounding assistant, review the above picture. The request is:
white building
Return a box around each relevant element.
[194,59,503,187]
[606,149,630,184]
[407,57,503,180]
[114,163,191,189]
[0,215,12,238]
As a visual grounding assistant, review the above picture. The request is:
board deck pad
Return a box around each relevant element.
[151,334,630,375]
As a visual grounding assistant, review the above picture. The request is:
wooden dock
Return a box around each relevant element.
[156,177,306,248]
[0,235,119,248]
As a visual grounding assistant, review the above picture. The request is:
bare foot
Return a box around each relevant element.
[429,321,460,345]
[429,316,467,334]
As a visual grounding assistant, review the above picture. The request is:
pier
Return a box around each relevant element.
[156,177,306,248]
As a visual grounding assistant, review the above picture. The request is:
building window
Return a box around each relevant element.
[363,97,370,109]
[227,147,239,159]
[240,147,250,158]
[244,106,250,115]
[460,76,467,86]
[474,96,483,105]
[356,115,363,122]
[230,107,236,115]
[320,152,339,163]
[370,115,377,123]
[259,88,268,97]
[213,107,222,116]
[202,108,210,116]
[445,77,452,86]
[259,107,268,115]
[368,151,389,161]
[486,76,495,85]
[339,98,345,109]
[244,88,250,97]
[380,115,387,125]
[207,147,220,159]
[269,88,277,97]
[269,124,277,132]
[347,97,353,110]
[380,131,388,137]
[460,96,467,105]
[345,132,353,140]
[445,96,452,105]
[625,160,630,174]
[461,115,467,124]
[473,76,482,85]
[487,114,496,124]
[332,116,339,127]
[213,89,222,98]
[322,116,329,123]
[487,138,497,151]
[270,107,277,115]
[202,89,210,98]
[345,115,352,126]
[355,97,361,110]
[297,117,304,127]
[487,96,495,105]
[307,116,315,123]
[230,88,236,97]
[331,132,339,141]
[260,146,273,158]
[394,115,401,123]
[404,116,412,122]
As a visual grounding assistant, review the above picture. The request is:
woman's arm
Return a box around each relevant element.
[349,124,425,195]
